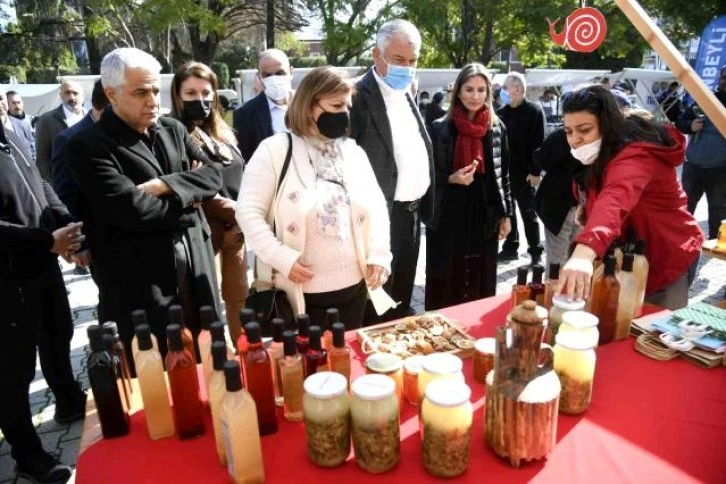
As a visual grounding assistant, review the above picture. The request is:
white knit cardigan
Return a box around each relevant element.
[235,132,392,316]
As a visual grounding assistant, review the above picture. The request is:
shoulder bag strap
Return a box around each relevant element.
[266,133,293,285]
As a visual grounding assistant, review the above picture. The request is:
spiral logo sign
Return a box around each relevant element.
[547,7,608,53]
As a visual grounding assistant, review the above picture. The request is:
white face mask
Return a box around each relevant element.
[571,138,602,165]
[262,75,292,102]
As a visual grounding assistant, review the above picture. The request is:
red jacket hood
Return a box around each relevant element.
[615,125,686,169]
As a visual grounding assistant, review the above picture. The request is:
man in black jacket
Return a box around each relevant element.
[67,48,222,372]
[0,126,80,483]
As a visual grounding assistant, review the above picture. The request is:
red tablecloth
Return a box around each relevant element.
[76,295,726,483]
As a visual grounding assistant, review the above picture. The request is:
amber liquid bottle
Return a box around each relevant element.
[511,267,530,308]
[168,304,197,365]
[589,255,621,345]
[87,326,130,439]
[633,240,650,317]
[296,313,311,355]
[237,308,255,356]
[133,323,175,440]
[208,341,229,466]
[529,265,545,305]
[543,263,560,310]
[198,305,216,385]
[165,324,204,439]
[328,322,351,386]
[323,307,340,352]
[242,322,278,436]
[269,318,285,407]
[101,322,132,410]
[615,253,639,341]
[131,309,157,361]
[304,325,328,378]
[279,331,304,422]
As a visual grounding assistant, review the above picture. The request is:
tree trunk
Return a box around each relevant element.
[478,17,496,65]
[82,6,102,74]
[266,0,275,48]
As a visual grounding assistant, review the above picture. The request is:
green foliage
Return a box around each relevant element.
[212,61,230,88]
[290,56,327,68]
[276,31,306,58]
[26,65,79,84]
[214,41,258,73]
[0,65,27,83]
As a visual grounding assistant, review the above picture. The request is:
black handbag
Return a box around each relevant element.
[244,133,295,335]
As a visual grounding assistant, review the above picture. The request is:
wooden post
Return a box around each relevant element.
[614,0,726,139]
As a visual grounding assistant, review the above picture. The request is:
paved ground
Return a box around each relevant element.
[1,197,723,483]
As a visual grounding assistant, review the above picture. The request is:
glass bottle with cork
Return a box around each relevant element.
[632,240,650,317]
[268,318,285,406]
[168,304,197,364]
[328,322,351,385]
[543,263,561,310]
[133,323,174,440]
[615,253,638,341]
[165,324,204,439]
[529,265,545,305]
[242,321,278,436]
[588,254,620,345]
[511,267,529,307]
[305,325,328,378]
[279,331,304,422]
[208,341,229,467]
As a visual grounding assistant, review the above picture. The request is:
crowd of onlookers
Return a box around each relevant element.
[1,16,725,484]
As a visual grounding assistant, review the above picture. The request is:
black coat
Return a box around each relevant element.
[66,110,222,347]
[233,93,273,162]
[350,69,435,221]
[428,118,514,232]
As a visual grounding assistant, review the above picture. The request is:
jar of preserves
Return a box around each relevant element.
[559,311,600,349]
[418,353,464,403]
[473,338,496,384]
[547,296,585,344]
[553,332,596,415]
[351,374,400,473]
[403,355,425,406]
[365,353,403,400]
[421,379,472,478]
[303,372,351,467]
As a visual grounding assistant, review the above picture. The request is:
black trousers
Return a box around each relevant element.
[304,280,368,331]
[386,201,422,319]
[503,183,543,257]
[0,260,76,462]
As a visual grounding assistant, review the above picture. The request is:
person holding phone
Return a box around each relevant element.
[425,63,513,310]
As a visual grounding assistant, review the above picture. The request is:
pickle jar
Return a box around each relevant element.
[553,332,596,415]
[473,338,496,384]
[559,311,600,349]
[351,374,400,473]
[403,355,425,406]
[421,379,473,478]
[365,353,403,400]
[547,295,586,344]
[303,371,351,467]
[418,353,464,403]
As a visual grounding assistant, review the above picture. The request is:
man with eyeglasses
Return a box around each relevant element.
[350,19,434,322]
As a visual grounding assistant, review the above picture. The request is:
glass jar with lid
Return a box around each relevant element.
[303,371,351,467]
[473,338,496,384]
[547,295,586,344]
[365,353,403,400]
[421,379,473,478]
[418,353,464,403]
[553,332,597,414]
[559,311,600,349]
[351,374,400,473]
[403,355,425,406]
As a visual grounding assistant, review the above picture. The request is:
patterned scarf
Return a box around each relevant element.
[452,104,490,173]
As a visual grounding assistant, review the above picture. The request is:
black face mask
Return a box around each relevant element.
[182,100,212,123]
[316,110,350,139]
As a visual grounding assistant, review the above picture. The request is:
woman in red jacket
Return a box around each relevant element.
[558,85,702,309]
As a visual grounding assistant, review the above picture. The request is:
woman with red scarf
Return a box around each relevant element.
[425,63,513,310]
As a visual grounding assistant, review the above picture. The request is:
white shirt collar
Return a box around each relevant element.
[266,95,288,112]
[62,103,85,120]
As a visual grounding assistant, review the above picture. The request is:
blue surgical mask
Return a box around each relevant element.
[381,57,416,91]
[499,89,511,105]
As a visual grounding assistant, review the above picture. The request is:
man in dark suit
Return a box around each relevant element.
[35,80,86,182]
[0,89,35,160]
[350,19,434,321]
[233,48,293,161]
[66,48,222,373]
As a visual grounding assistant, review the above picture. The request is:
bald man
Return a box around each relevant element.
[233,48,293,160]
[34,80,86,182]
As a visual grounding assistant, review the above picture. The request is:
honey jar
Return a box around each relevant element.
[473,338,496,384]
[403,355,425,406]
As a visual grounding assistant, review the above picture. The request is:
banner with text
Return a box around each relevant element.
[694,15,726,92]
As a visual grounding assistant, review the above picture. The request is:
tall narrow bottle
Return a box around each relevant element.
[529,265,545,305]
[220,360,265,484]
[237,308,255,356]
[328,322,351,386]
[269,318,285,407]
[543,263,560,310]
[131,309,157,361]
[197,306,216,382]
[204,321,227,386]
[87,326,130,439]
[615,253,638,341]
[101,322,132,409]
[208,341,229,467]
[279,331,304,422]
[304,326,328,378]
[589,255,620,345]
[169,304,197,364]
[242,322,278,436]
[165,324,204,439]
[632,240,650,317]
[296,314,311,354]
[323,308,340,352]
[133,323,175,440]
[591,247,616,298]
[511,267,529,308]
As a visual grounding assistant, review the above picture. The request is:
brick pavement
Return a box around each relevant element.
[1,198,723,483]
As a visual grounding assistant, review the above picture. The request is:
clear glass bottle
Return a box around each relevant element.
[403,355,425,406]
[421,379,473,478]
[208,341,229,466]
[351,374,400,473]
[242,322,278,436]
[304,325,328,378]
[328,322,351,386]
[546,295,586,345]
[553,332,597,414]
[165,324,204,439]
[543,262,561,310]
[632,240,650,317]
[133,323,175,441]
[589,254,620,345]
[418,353,464,403]
[269,318,285,406]
[131,309,157,362]
[511,267,529,308]
[529,265,545,306]
[303,371,351,467]
[615,253,638,341]
[365,353,403,400]
[559,311,600,348]
[221,360,265,484]
[279,331,304,422]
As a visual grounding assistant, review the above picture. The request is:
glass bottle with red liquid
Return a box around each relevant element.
[242,322,278,436]
[237,308,255,356]
[296,313,311,354]
[529,265,545,306]
[165,324,204,439]
[511,267,529,308]
[168,304,197,364]
[323,307,340,352]
[328,322,351,386]
[589,255,620,345]
[269,318,285,407]
[304,326,328,378]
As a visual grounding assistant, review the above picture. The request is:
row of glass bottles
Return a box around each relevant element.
[511,263,561,310]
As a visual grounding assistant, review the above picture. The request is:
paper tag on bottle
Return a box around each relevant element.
[367,286,399,316]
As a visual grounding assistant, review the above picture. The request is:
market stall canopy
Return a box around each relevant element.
[0,84,64,117]
[524,68,611,88]
[612,68,677,115]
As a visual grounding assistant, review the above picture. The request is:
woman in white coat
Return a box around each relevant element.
[236,66,392,330]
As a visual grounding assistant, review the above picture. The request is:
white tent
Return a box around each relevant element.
[1,84,64,117]
[611,68,677,117]
[524,68,611,89]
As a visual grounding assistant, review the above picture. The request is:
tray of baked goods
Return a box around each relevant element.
[356,313,476,359]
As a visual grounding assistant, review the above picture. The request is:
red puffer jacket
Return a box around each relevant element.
[574,127,703,294]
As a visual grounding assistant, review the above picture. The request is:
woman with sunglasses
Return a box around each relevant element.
[170,62,248,341]
[425,63,513,310]
[557,85,702,309]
